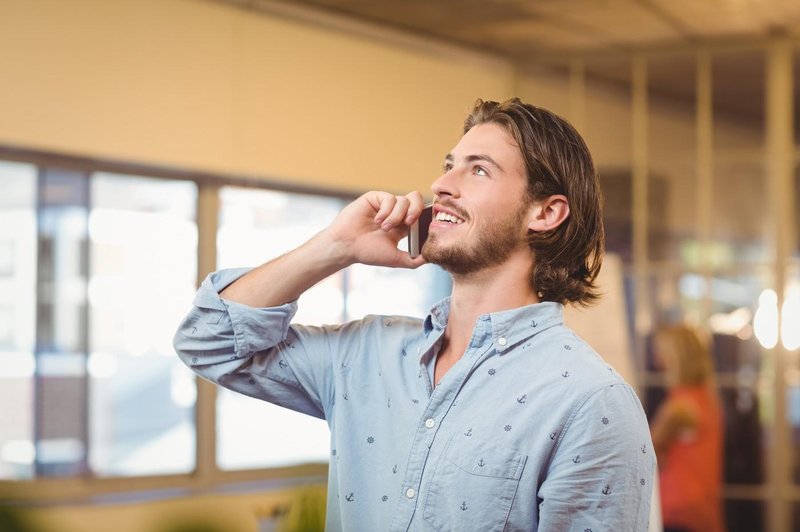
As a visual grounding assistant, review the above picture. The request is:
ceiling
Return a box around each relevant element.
[233,0,800,60]
[214,0,800,126]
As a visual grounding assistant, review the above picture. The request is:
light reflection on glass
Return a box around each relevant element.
[88,173,197,477]
[0,161,37,480]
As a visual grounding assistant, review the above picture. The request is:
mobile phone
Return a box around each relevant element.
[408,203,434,258]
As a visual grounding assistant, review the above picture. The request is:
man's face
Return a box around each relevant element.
[422,122,532,275]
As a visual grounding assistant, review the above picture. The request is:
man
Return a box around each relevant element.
[174,98,655,531]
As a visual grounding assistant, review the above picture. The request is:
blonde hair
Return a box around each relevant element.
[654,324,715,386]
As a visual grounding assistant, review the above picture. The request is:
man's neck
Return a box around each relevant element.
[443,253,540,353]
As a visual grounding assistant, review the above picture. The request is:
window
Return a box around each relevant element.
[87,173,198,477]
[1,164,199,480]
[0,161,37,480]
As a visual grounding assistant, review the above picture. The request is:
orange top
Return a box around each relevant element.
[658,386,725,532]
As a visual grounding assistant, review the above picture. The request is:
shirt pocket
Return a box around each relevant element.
[423,436,528,532]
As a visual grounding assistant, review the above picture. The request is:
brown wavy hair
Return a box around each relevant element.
[464,98,605,306]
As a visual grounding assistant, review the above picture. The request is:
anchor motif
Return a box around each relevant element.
[478,458,485,467]
[345,493,354,501]
[562,371,570,378]
[392,464,398,474]
[549,432,557,440]
[641,444,647,454]
[191,326,197,334]
[504,425,512,431]
[460,501,468,511]
[531,320,537,328]
[278,360,288,369]
[564,345,572,350]
[640,478,646,486]
[602,485,611,495]
[517,394,527,404]
[464,428,473,437]
[343,392,349,400]
[387,398,391,408]
[572,455,581,464]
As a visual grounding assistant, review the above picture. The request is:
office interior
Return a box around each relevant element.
[1,0,800,530]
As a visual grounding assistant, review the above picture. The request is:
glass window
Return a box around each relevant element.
[345,263,449,320]
[712,51,768,265]
[216,187,344,470]
[87,172,198,477]
[35,168,90,478]
[647,54,697,263]
[0,161,37,480]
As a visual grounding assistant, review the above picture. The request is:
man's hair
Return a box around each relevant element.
[464,97,605,306]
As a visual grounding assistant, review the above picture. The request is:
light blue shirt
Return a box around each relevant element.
[174,268,654,531]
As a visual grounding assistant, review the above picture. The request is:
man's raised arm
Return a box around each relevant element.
[219,190,427,308]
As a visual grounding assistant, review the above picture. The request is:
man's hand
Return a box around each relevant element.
[324,190,428,269]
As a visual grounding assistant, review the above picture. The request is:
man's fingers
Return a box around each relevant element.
[380,196,411,230]
[372,194,397,226]
[403,191,426,226]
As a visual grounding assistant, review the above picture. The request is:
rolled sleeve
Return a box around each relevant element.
[173,268,330,415]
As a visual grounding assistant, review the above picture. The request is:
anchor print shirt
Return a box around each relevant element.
[175,269,655,532]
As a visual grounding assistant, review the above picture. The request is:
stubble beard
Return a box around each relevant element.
[421,204,530,276]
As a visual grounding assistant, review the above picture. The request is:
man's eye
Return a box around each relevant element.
[443,163,453,172]
[474,166,488,176]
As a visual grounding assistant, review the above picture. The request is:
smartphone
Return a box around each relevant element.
[408,203,434,258]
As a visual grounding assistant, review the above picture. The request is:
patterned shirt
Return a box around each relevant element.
[174,268,655,531]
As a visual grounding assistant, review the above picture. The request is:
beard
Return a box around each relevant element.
[421,203,529,276]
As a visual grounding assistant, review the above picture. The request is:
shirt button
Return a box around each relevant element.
[425,418,435,429]
[406,488,415,499]
[498,337,507,346]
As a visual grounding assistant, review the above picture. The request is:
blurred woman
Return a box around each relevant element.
[651,324,725,532]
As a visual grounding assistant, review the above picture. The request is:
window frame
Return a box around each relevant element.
[0,146,353,503]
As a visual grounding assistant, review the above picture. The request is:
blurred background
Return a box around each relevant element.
[1,0,800,530]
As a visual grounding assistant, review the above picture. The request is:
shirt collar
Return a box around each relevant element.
[423,297,564,354]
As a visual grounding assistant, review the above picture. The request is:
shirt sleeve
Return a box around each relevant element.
[173,268,360,421]
[537,383,656,532]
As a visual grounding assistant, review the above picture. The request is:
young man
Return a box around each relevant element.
[174,98,655,531]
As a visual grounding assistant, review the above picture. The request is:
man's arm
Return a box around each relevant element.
[536,384,655,531]
[219,190,427,307]
[173,190,427,418]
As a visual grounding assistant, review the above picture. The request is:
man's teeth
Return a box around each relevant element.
[435,212,464,224]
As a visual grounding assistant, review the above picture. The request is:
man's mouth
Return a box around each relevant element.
[434,211,465,224]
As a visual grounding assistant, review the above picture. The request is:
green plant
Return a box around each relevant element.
[277,484,326,532]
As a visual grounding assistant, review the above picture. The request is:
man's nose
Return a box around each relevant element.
[431,169,461,199]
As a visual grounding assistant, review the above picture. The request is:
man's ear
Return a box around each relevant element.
[527,194,570,232]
